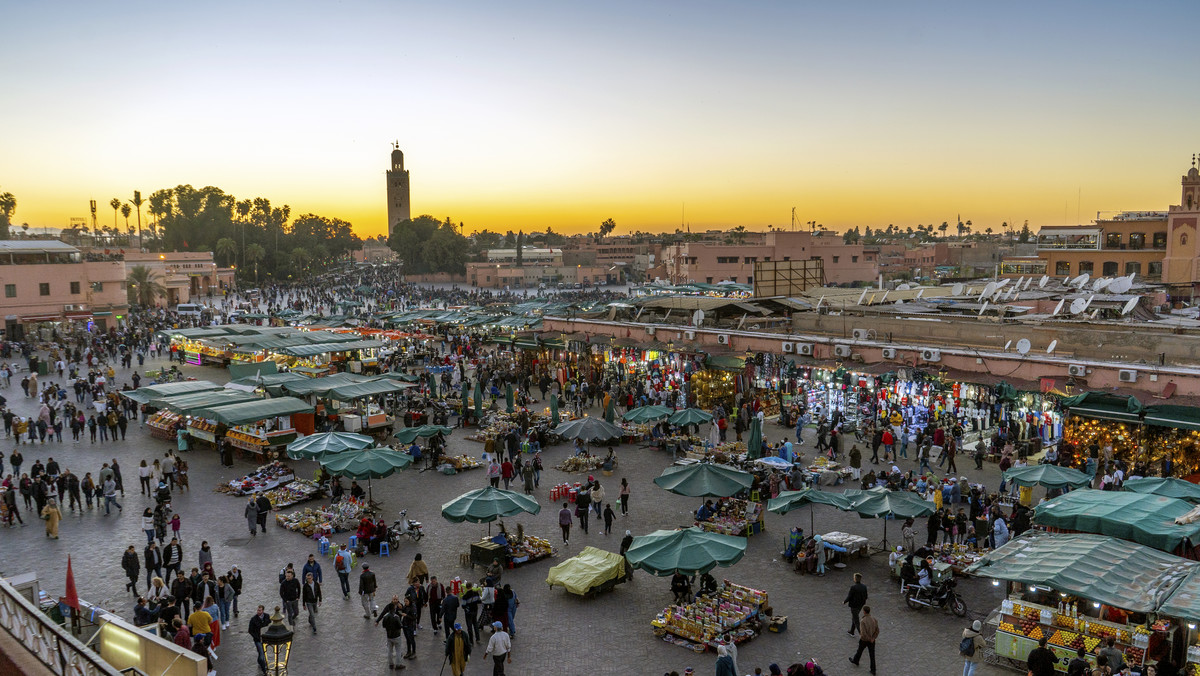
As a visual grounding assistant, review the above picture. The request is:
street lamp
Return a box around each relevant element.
[261,606,293,675]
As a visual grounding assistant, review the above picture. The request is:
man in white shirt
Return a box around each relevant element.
[484,621,512,674]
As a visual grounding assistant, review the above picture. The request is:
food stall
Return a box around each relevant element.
[324,379,411,434]
[276,497,372,538]
[652,580,766,653]
[1033,488,1200,559]
[469,522,556,569]
[121,380,226,440]
[969,531,1193,673]
[694,497,765,537]
[191,397,315,460]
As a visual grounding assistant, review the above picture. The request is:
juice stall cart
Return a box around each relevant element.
[190,397,315,461]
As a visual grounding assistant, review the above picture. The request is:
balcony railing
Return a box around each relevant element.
[0,578,122,676]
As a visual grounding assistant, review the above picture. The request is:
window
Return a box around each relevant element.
[38,283,50,296]
[1129,233,1145,250]
[832,256,840,264]
[1102,261,1119,276]
[705,277,713,284]
[729,277,737,283]
[1154,232,1168,249]
[1038,232,1099,250]
[1148,261,1163,277]
[1078,261,1094,274]
[4,284,14,298]
[1125,261,1141,276]
[782,256,790,261]
[1105,232,1122,249]
[716,257,738,264]
[851,256,859,263]
[70,281,80,294]
[763,257,771,262]
[747,276,753,284]
[1055,261,1071,276]
[743,257,757,264]
[91,282,103,292]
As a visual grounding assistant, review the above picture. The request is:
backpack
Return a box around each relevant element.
[959,635,976,656]
[335,554,345,570]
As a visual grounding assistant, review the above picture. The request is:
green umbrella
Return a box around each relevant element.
[393,425,454,445]
[653,462,754,498]
[550,394,560,426]
[428,373,438,398]
[319,447,413,503]
[505,383,515,413]
[440,486,542,524]
[461,381,470,418]
[1123,477,1200,503]
[286,431,374,460]
[552,417,625,442]
[1002,464,1093,490]
[622,405,673,424]
[624,527,748,576]
[604,396,615,424]
[668,408,714,428]
[746,417,763,460]
[474,379,483,420]
[767,488,854,533]
[845,488,935,550]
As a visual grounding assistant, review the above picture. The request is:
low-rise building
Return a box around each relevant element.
[123,252,234,305]
[0,240,128,338]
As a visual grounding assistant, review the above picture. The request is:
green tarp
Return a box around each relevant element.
[277,339,384,357]
[545,547,625,596]
[1145,405,1200,432]
[1157,566,1200,622]
[226,372,310,394]
[280,373,372,396]
[705,355,747,372]
[440,487,542,524]
[1061,391,1145,423]
[326,379,412,401]
[228,360,279,381]
[121,380,223,404]
[1002,464,1093,490]
[194,397,314,425]
[150,389,259,413]
[1124,477,1200,503]
[1033,489,1200,553]
[966,531,1195,613]
[653,463,754,498]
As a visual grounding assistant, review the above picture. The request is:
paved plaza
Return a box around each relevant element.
[0,351,1019,675]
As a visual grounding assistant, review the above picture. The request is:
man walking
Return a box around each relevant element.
[848,605,879,674]
[844,572,869,636]
[102,476,121,516]
[359,564,378,619]
[558,502,571,545]
[381,601,406,670]
[334,544,352,599]
[248,605,270,676]
[426,576,445,633]
[445,623,472,676]
[302,571,322,634]
[484,620,512,675]
[255,492,271,534]
[279,569,300,626]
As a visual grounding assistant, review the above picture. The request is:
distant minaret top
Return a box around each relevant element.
[391,141,404,171]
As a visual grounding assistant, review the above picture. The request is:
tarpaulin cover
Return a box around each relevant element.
[1144,405,1200,432]
[195,397,314,425]
[1002,464,1093,490]
[545,547,625,595]
[1123,477,1200,503]
[1060,391,1145,423]
[227,360,278,381]
[121,380,223,404]
[1033,489,1200,553]
[280,373,372,396]
[151,389,260,413]
[326,379,412,401]
[966,531,1194,613]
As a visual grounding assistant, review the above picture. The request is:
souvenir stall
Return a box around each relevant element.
[275,497,372,538]
[694,497,765,537]
[600,343,702,409]
[192,398,314,460]
[652,581,768,653]
[1060,392,1145,467]
[468,521,556,570]
[1141,406,1200,478]
[971,532,1186,673]
[1000,390,1063,448]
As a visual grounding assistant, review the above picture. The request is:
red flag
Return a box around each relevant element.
[63,556,80,611]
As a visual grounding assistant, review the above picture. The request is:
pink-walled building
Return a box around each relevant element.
[0,240,128,338]
[653,230,878,286]
[124,252,235,305]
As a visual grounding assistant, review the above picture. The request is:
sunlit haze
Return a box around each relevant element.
[3,1,1198,238]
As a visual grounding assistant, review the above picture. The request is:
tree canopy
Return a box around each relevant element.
[387,214,469,275]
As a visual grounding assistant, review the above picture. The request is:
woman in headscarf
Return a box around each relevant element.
[813,534,826,576]
[715,644,736,676]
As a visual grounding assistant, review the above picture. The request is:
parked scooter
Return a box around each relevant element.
[904,578,967,616]
[389,509,424,548]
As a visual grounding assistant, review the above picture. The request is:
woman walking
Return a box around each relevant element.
[41,497,61,539]
[619,477,630,516]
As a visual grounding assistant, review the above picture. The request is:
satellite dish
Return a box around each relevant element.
[1039,275,1049,288]
[1047,340,1057,354]
[1004,340,1012,350]
[1070,298,1088,314]
[1071,273,1090,289]
[692,309,705,325]
[1024,276,1034,290]
[981,282,998,300]
[880,290,890,303]
[1013,277,1024,290]
[995,279,1010,289]
[857,288,869,305]
[1092,278,1110,292]
[979,301,989,315]
[916,289,925,299]
[1122,297,1139,315]
[1082,295,1094,312]
[952,283,964,296]
[1012,292,1019,302]
[1052,299,1065,315]
[896,283,911,291]
[1016,338,1031,355]
[1108,276,1132,294]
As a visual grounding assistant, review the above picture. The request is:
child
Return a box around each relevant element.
[170,513,182,541]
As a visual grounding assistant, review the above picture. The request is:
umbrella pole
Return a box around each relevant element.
[873,518,891,553]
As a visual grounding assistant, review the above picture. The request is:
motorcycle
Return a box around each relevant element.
[904,578,966,616]
[389,510,424,548]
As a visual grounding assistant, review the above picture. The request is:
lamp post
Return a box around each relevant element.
[261,606,293,675]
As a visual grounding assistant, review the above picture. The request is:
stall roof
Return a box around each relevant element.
[276,339,385,357]
[1157,566,1200,622]
[151,389,261,413]
[1061,391,1145,423]
[121,380,224,404]
[161,327,233,340]
[194,397,314,425]
[228,361,279,381]
[1033,489,1200,554]
[966,531,1194,613]
[327,379,413,401]
[705,355,747,372]
[1145,405,1200,432]
[280,372,373,396]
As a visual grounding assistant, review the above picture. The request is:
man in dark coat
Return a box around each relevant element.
[255,493,271,534]
[122,545,140,593]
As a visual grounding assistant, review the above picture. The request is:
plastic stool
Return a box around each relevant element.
[379,542,390,558]
[317,538,330,555]
[750,490,762,503]
[348,535,358,550]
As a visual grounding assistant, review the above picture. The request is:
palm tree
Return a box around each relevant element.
[120,203,132,242]
[215,237,237,267]
[938,222,949,239]
[245,243,265,283]
[0,190,15,239]
[126,265,166,307]
[109,198,121,232]
[131,191,144,246]
[290,247,311,271]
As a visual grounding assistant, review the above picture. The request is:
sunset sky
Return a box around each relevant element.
[3,1,1198,239]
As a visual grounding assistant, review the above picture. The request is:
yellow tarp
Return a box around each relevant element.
[545,547,625,595]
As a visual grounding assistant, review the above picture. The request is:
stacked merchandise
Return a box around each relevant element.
[695,498,764,537]
[222,462,296,496]
[147,411,181,440]
[651,581,767,651]
[258,478,322,509]
[275,497,370,537]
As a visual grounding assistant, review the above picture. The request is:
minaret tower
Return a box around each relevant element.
[386,142,411,236]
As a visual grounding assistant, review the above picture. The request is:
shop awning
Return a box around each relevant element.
[705,355,747,372]
[966,531,1194,613]
[1061,391,1145,423]
[152,389,261,414]
[226,372,309,393]
[228,360,279,381]
[276,339,384,357]
[121,380,224,404]
[1033,489,1200,554]
[1157,567,1200,622]
[1144,405,1200,432]
[280,373,373,396]
[327,379,413,401]
[194,397,314,426]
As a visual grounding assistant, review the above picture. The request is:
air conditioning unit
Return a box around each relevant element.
[1118,369,1138,383]
[852,328,871,341]
[717,334,731,345]
[881,347,898,360]
[921,348,942,362]
[781,342,795,354]
[797,343,814,356]
[684,330,696,340]
[834,345,853,358]
[1067,364,1087,378]
[645,326,656,336]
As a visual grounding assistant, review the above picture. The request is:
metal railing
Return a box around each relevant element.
[0,578,122,676]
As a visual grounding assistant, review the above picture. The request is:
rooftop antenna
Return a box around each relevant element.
[1047,340,1058,354]
[1052,299,1065,316]
[1016,338,1031,355]
[1038,275,1048,289]
[1121,297,1139,315]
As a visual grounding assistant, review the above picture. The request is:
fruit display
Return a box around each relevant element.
[997,598,1146,665]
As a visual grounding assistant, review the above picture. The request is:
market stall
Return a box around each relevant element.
[220,461,296,495]
[276,497,371,537]
[1033,489,1200,559]
[193,397,315,460]
[546,546,627,597]
[325,378,410,433]
[440,486,545,568]
[694,497,765,537]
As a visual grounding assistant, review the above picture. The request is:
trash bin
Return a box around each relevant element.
[37,361,49,376]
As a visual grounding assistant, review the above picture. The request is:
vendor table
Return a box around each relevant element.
[821,531,870,560]
[652,581,766,653]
